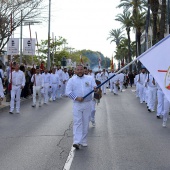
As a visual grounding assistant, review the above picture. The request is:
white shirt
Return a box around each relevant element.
[56,69,64,81]
[0,78,4,98]
[62,72,69,81]
[42,73,51,84]
[50,73,60,86]
[9,70,25,86]
[100,71,108,82]
[31,74,44,87]
[146,74,156,88]
[118,73,125,82]
[0,69,4,79]
[66,75,97,102]
[109,72,115,83]
[137,73,147,85]
[96,73,102,82]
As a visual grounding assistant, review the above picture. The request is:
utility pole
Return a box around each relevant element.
[47,0,51,70]
[20,10,23,65]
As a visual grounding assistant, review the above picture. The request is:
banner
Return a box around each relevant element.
[23,38,35,55]
[7,38,19,55]
[139,35,170,102]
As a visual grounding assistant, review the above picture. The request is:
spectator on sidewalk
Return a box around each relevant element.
[0,78,4,101]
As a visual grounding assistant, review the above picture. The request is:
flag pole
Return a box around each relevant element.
[83,34,170,99]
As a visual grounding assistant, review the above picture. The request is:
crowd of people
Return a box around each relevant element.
[1,63,169,149]
[134,67,170,128]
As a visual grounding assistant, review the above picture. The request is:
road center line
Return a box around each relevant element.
[63,146,76,170]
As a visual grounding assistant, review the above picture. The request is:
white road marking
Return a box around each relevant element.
[63,147,76,170]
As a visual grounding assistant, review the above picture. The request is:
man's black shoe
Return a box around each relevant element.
[148,109,151,112]
[9,111,13,114]
[73,144,80,150]
[157,115,161,119]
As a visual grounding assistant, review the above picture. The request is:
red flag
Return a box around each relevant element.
[80,55,83,65]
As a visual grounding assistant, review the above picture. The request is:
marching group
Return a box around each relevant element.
[134,67,170,128]
[1,63,170,149]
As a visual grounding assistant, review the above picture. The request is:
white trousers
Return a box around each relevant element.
[157,90,164,116]
[33,86,41,105]
[43,83,49,103]
[136,83,140,97]
[73,101,91,144]
[147,87,157,111]
[163,96,170,122]
[113,83,118,94]
[51,84,57,100]
[101,82,106,94]
[110,81,113,92]
[10,85,21,112]
[119,82,123,91]
[90,100,96,122]
[138,84,145,103]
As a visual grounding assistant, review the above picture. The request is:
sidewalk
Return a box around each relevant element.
[0,96,32,112]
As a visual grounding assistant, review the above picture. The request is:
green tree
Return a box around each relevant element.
[115,11,133,71]
[107,29,125,46]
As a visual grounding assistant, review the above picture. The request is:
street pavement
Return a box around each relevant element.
[1,87,170,170]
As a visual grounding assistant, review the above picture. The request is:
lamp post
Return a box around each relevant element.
[47,0,51,70]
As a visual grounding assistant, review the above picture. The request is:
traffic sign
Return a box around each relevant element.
[23,38,35,55]
[7,38,19,55]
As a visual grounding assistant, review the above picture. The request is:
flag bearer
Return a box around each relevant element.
[66,65,97,149]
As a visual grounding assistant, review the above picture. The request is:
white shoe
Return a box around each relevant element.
[81,143,88,147]
[140,101,143,104]
[162,121,167,128]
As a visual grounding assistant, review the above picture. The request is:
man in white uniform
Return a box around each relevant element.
[156,84,164,119]
[9,63,25,114]
[118,71,125,92]
[62,68,69,96]
[56,66,63,98]
[66,65,97,149]
[108,69,115,93]
[42,69,51,104]
[162,96,170,127]
[113,74,119,95]
[147,74,157,112]
[50,68,61,101]
[100,69,108,94]
[31,67,44,107]
[137,68,147,103]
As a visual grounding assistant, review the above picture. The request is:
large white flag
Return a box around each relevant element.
[139,34,170,102]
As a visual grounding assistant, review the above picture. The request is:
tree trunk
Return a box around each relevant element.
[159,0,166,40]
[150,0,159,45]
[126,27,132,72]
[137,30,142,70]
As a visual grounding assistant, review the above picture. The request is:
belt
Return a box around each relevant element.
[13,84,21,86]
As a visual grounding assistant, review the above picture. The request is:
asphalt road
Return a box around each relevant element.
[1,88,170,170]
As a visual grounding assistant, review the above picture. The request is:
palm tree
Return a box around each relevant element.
[107,29,125,46]
[117,0,147,15]
[115,11,133,71]
[150,0,159,44]
[159,0,166,40]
